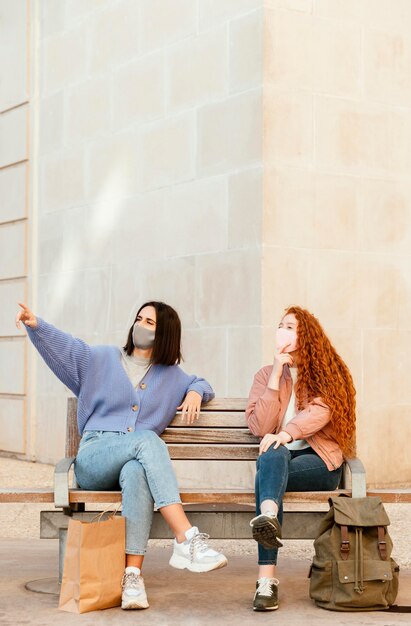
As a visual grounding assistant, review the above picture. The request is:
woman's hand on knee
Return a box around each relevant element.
[259,431,292,454]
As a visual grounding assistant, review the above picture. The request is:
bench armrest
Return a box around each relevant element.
[344,457,366,498]
[54,456,76,509]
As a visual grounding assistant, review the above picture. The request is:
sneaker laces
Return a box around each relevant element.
[257,577,276,597]
[122,571,142,591]
[189,531,211,562]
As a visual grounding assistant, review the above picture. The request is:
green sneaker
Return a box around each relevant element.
[253,577,279,611]
[250,512,283,549]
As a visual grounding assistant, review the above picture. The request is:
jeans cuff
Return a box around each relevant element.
[155,498,182,508]
[258,560,277,565]
[125,549,146,555]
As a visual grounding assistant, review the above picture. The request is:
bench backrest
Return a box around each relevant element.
[66,397,259,460]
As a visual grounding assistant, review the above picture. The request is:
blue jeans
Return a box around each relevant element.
[256,445,342,565]
[74,430,182,555]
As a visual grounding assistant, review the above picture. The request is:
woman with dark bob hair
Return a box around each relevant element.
[246,306,356,612]
[16,301,227,610]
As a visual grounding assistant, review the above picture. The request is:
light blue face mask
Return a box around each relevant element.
[132,323,155,349]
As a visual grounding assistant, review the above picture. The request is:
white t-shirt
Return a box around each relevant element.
[121,351,151,388]
[283,367,309,451]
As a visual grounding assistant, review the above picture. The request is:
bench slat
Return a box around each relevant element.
[199,398,247,411]
[169,412,248,427]
[167,444,258,460]
[162,428,259,444]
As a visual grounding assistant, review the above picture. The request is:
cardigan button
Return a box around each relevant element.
[127,426,134,432]
[140,383,146,389]
[132,405,139,411]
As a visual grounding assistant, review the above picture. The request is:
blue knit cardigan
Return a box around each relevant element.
[27,318,215,435]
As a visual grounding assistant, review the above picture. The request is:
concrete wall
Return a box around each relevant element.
[1,0,410,487]
[0,0,29,458]
[262,0,411,486]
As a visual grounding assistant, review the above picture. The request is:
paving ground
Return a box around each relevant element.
[0,457,410,625]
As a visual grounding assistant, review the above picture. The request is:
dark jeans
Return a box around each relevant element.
[255,445,342,565]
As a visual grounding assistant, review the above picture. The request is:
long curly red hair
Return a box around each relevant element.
[285,306,356,458]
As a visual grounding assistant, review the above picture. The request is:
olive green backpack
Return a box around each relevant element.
[309,496,401,612]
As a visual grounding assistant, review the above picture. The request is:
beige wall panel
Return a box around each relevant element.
[140,0,197,52]
[39,91,64,155]
[0,0,27,111]
[40,150,85,212]
[141,114,195,191]
[89,0,141,72]
[112,52,165,128]
[107,263,145,334]
[312,173,360,251]
[86,132,140,201]
[306,251,358,330]
[363,329,411,409]
[263,168,314,247]
[167,27,227,112]
[200,0,262,30]
[0,105,28,168]
[0,221,26,279]
[40,0,65,38]
[361,406,411,486]
[196,250,261,326]
[262,247,310,329]
[34,395,67,464]
[164,178,227,256]
[0,397,25,453]
[264,88,313,165]
[0,282,26,336]
[110,192,166,266]
[360,179,411,254]
[182,327,227,396]
[0,163,27,223]
[198,89,262,176]
[227,326,262,396]
[266,0,312,10]
[356,255,401,330]
[228,167,262,249]
[230,9,263,92]
[65,78,111,145]
[42,28,87,94]
[0,340,25,394]
[315,96,411,175]
[364,29,411,106]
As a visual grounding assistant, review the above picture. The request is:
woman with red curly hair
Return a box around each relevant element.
[246,306,356,612]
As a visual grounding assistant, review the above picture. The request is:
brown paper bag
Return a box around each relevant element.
[59,511,125,613]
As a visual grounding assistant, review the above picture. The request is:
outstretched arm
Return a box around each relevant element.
[16,303,91,397]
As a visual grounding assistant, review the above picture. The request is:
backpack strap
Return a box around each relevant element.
[340,525,350,560]
[377,526,387,560]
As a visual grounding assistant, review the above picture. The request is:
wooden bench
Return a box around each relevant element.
[1,397,410,595]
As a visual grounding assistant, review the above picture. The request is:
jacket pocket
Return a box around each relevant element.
[309,559,333,603]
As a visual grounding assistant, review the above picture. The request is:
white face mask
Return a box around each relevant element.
[132,323,155,350]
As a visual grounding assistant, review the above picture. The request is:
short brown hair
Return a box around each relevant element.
[123,301,182,366]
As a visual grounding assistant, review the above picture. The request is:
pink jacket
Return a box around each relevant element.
[246,365,343,471]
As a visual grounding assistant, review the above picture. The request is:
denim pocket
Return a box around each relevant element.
[78,430,103,452]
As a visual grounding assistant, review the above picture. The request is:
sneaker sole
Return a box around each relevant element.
[253,605,279,611]
[169,554,228,573]
[251,518,283,549]
[121,600,149,610]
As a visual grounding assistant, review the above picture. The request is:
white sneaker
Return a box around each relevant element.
[121,566,149,609]
[169,526,228,573]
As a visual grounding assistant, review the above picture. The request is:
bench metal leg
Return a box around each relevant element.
[25,528,66,595]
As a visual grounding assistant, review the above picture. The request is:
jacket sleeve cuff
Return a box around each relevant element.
[284,423,302,441]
